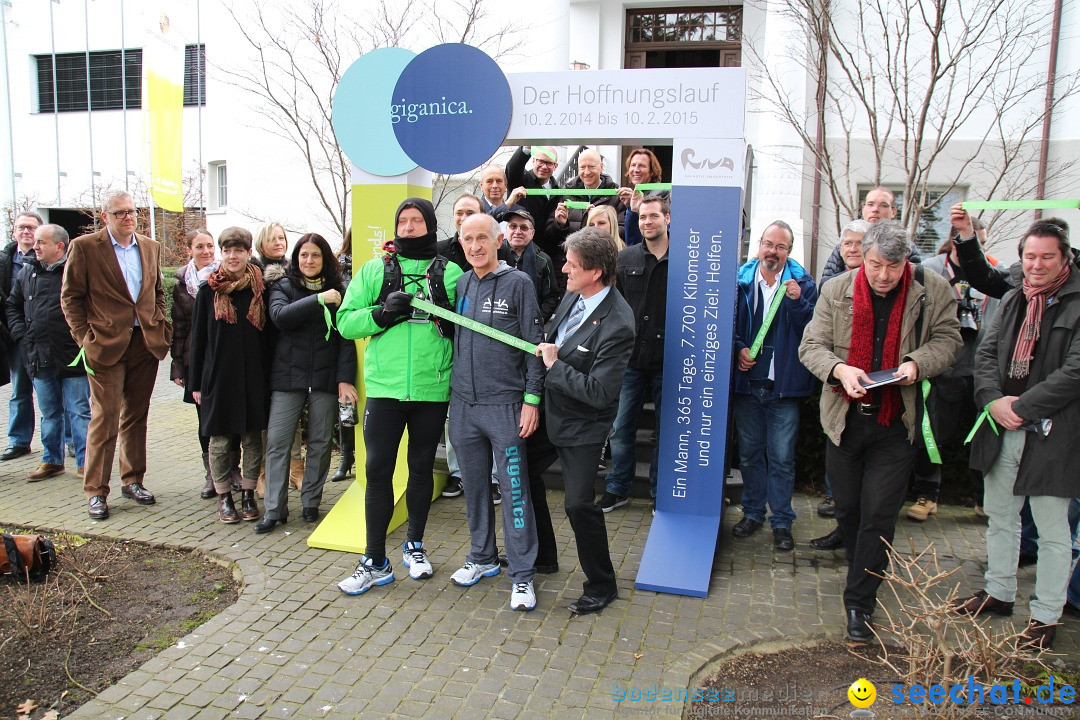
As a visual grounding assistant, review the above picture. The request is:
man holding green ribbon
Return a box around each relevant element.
[799,220,960,643]
[547,148,626,247]
[955,219,1080,650]
[447,214,546,611]
[731,221,818,552]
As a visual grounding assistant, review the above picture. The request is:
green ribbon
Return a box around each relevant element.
[921,380,941,464]
[67,347,95,376]
[748,278,788,359]
[317,294,335,341]
[961,199,1080,210]
[527,188,619,196]
[564,200,591,210]
[525,183,674,198]
[964,404,1000,444]
[410,297,538,355]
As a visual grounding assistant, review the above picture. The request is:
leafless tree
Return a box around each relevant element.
[220,0,521,240]
[747,0,1079,254]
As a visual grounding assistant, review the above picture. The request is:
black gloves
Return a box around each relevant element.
[372,290,414,327]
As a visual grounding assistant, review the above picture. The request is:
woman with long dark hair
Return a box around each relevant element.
[255,233,358,533]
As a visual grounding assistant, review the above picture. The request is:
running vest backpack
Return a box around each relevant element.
[377,253,455,340]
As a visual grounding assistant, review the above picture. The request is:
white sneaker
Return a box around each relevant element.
[337,556,395,595]
[450,560,501,586]
[510,581,536,611]
[402,541,434,580]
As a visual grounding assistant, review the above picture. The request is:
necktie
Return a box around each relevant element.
[560,297,586,346]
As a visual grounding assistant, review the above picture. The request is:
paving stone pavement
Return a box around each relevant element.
[1,363,1076,719]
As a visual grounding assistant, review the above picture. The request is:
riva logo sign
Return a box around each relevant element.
[681,148,735,172]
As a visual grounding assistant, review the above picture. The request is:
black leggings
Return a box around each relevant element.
[363,397,448,563]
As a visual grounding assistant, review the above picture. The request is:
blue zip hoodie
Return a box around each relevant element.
[733,257,817,398]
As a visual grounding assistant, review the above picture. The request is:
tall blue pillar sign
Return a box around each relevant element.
[636,139,744,597]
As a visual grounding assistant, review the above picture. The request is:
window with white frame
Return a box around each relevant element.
[208,161,227,211]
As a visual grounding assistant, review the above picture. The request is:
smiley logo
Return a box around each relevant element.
[848,678,876,708]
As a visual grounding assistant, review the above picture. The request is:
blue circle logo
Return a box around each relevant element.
[333,44,511,177]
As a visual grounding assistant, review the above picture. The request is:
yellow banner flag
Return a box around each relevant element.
[143,4,185,212]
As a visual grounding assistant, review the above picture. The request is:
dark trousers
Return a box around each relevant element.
[83,329,159,498]
[526,418,615,596]
[362,397,448,563]
[827,407,915,613]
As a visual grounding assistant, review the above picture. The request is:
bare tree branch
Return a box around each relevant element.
[219,0,522,238]
[746,0,1080,254]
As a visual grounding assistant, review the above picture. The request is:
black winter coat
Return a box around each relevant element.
[546,173,626,246]
[5,257,84,379]
[268,278,357,393]
[187,283,270,436]
[170,266,196,383]
[616,243,667,372]
[505,147,562,259]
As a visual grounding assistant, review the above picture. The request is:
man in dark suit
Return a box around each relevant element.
[61,190,172,519]
[531,226,635,614]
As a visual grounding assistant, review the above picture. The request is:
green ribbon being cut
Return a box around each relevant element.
[748,281,787,359]
[964,403,1000,444]
[921,380,941,464]
[317,294,335,341]
[67,347,95,376]
[961,199,1080,211]
[564,200,591,210]
[410,297,538,355]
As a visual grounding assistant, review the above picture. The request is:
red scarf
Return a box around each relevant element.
[207,263,266,330]
[1010,265,1071,378]
[835,262,912,425]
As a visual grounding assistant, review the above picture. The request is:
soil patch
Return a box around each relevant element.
[0,530,239,719]
[687,640,1077,720]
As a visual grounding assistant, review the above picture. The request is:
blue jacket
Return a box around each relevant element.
[734,257,817,398]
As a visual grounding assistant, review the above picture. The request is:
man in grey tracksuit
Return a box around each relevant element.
[448,214,546,610]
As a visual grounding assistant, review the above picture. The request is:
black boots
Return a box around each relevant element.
[330,426,355,482]
[199,451,216,499]
[240,489,259,521]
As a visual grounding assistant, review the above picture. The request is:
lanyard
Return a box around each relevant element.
[748,270,788,360]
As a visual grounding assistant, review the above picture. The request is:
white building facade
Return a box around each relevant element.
[1,0,1077,270]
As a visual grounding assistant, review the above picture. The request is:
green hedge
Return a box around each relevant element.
[162,266,179,320]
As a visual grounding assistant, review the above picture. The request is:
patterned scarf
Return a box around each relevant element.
[836,262,912,426]
[301,276,325,292]
[183,258,219,299]
[207,263,266,330]
[1009,265,1071,378]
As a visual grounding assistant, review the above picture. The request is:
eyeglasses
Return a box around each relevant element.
[863,201,893,210]
[507,222,532,232]
[534,158,557,168]
[760,241,790,252]
[15,225,37,232]
[107,209,137,218]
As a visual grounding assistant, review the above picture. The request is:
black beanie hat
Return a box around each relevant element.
[393,198,438,259]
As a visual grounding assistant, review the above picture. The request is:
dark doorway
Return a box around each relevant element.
[47,208,97,240]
